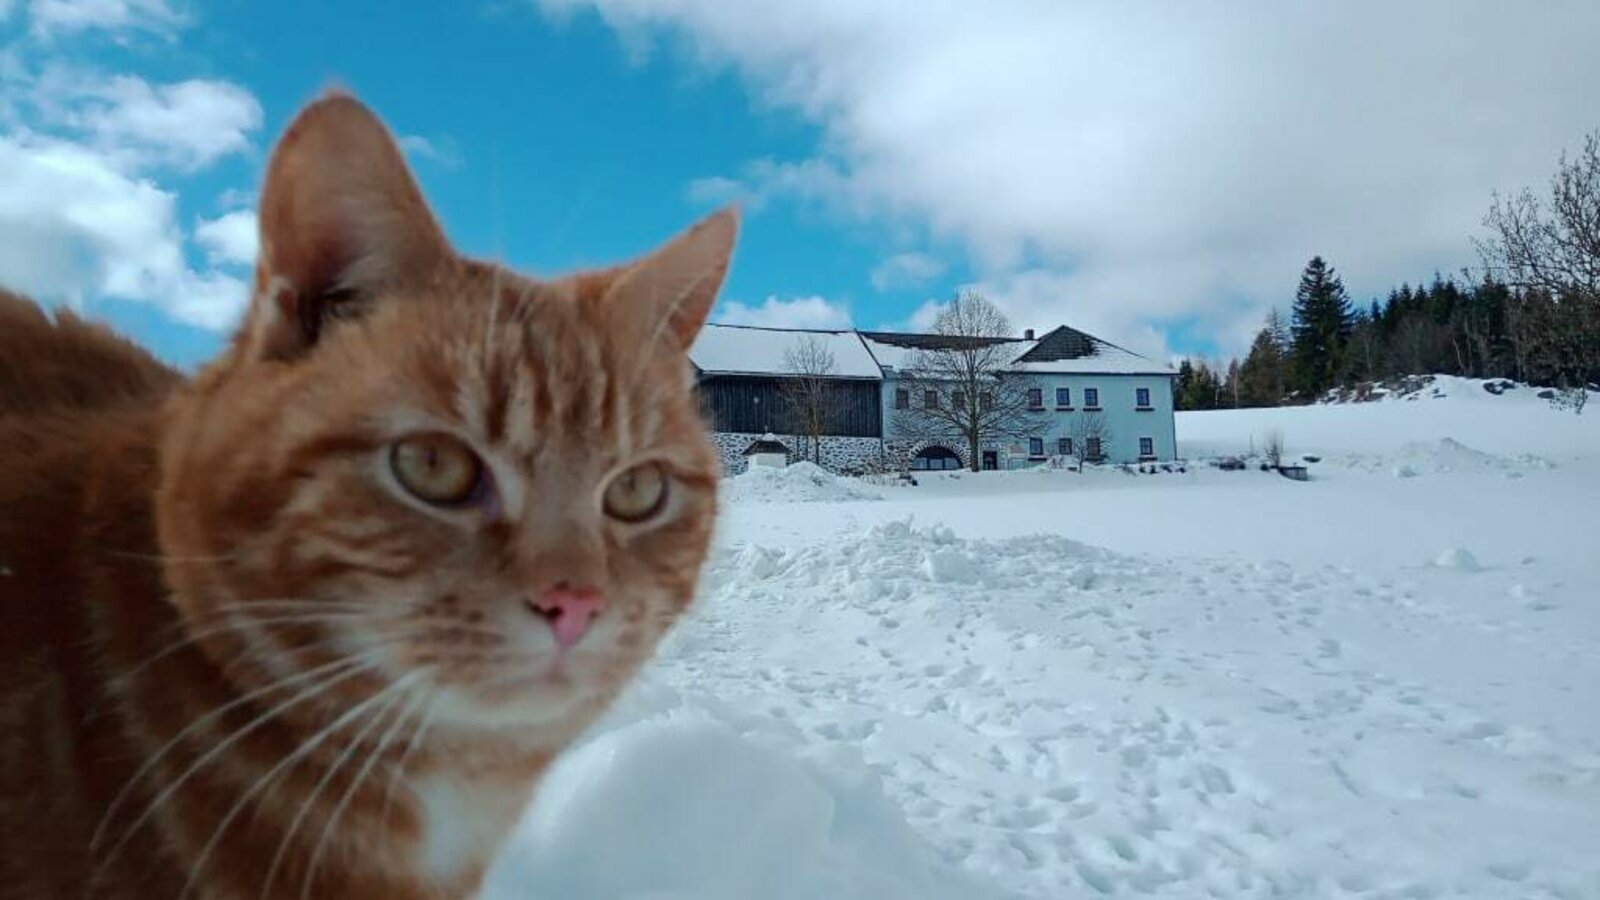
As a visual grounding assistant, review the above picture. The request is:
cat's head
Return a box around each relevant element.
[156,93,733,733]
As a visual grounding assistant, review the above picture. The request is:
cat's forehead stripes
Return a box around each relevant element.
[411,274,672,474]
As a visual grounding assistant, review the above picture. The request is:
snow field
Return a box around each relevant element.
[482,381,1599,899]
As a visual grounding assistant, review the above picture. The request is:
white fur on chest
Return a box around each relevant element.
[413,773,521,884]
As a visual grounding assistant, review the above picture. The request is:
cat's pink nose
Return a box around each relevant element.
[528,585,605,650]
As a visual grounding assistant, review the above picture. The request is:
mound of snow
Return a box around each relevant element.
[1346,438,1554,477]
[481,684,992,900]
[1433,546,1482,571]
[722,461,884,504]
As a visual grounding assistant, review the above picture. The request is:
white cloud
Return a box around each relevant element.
[34,72,263,171]
[27,0,186,38]
[689,156,855,217]
[399,133,462,168]
[870,251,945,291]
[686,174,765,212]
[194,208,257,267]
[714,295,853,330]
[902,298,946,333]
[540,0,1600,355]
[0,133,248,330]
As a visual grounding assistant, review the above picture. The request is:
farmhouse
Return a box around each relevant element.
[690,323,1176,474]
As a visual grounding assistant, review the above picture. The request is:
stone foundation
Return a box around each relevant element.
[709,432,884,476]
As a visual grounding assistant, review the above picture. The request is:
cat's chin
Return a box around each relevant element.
[423,657,620,735]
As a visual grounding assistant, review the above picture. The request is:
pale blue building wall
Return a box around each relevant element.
[1018,373,1178,463]
[878,372,1177,465]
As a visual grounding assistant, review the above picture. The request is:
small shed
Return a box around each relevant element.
[743,434,791,469]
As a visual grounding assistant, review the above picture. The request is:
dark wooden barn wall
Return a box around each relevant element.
[697,375,882,438]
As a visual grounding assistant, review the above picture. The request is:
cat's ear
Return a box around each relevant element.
[605,207,738,352]
[238,92,451,361]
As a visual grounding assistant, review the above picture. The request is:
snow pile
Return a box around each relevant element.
[480,682,990,900]
[721,461,884,504]
[1341,437,1555,478]
[1433,546,1483,571]
[652,511,1600,899]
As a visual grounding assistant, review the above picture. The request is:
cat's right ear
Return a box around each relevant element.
[237,92,451,361]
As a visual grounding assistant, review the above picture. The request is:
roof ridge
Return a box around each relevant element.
[703,322,856,335]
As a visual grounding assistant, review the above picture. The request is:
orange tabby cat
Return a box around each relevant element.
[0,92,735,899]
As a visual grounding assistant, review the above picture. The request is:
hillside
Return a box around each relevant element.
[1180,375,1598,462]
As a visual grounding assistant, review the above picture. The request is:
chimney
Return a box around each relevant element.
[1023,328,1035,340]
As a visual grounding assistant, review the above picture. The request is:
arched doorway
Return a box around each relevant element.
[911,445,963,471]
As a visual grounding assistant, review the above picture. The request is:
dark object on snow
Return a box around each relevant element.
[1278,465,1309,481]
[741,438,791,457]
[1302,454,1322,464]
[1259,462,1272,472]
[1483,380,1517,396]
[1537,389,1556,400]
[1217,457,1246,471]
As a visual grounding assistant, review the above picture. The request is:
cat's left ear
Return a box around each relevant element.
[605,207,738,351]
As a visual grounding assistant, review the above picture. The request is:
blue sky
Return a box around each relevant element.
[3,1,1597,368]
[1,1,973,368]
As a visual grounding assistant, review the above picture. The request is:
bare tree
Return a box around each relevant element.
[1069,412,1113,468]
[1262,429,1284,468]
[1478,130,1600,408]
[890,291,1046,471]
[780,334,838,464]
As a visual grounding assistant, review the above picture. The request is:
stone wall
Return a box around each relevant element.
[710,432,885,476]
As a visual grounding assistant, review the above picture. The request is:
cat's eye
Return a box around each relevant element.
[390,433,484,506]
[603,462,670,523]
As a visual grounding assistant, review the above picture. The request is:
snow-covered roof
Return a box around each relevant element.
[691,323,1171,379]
[690,324,884,379]
[1006,327,1172,375]
[859,331,1029,372]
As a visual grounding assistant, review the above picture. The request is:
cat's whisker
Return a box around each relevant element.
[142,599,386,643]
[94,611,405,721]
[93,649,388,866]
[260,671,424,900]
[300,677,432,900]
[202,598,381,614]
[175,669,426,900]
[379,688,441,827]
[105,549,239,565]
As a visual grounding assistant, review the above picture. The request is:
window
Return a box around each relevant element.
[911,446,963,471]
[1084,387,1100,409]
[894,389,910,410]
[1087,437,1102,459]
[1028,437,1045,457]
[1027,387,1043,409]
[924,390,939,409]
[1139,437,1155,457]
[1055,387,1072,408]
[1057,437,1072,456]
[1136,387,1152,409]
[979,391,993,411]
[952,390,966,410]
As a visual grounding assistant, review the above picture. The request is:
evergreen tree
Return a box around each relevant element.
[1290,256,1355,397]
[1266,307,1291,353]
[1238,319,1288,407]
[1174,359,1197,411]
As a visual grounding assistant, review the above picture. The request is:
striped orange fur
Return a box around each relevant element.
[0,93,736,899]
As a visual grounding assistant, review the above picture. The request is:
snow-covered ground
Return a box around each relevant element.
[485,378,1599,900]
